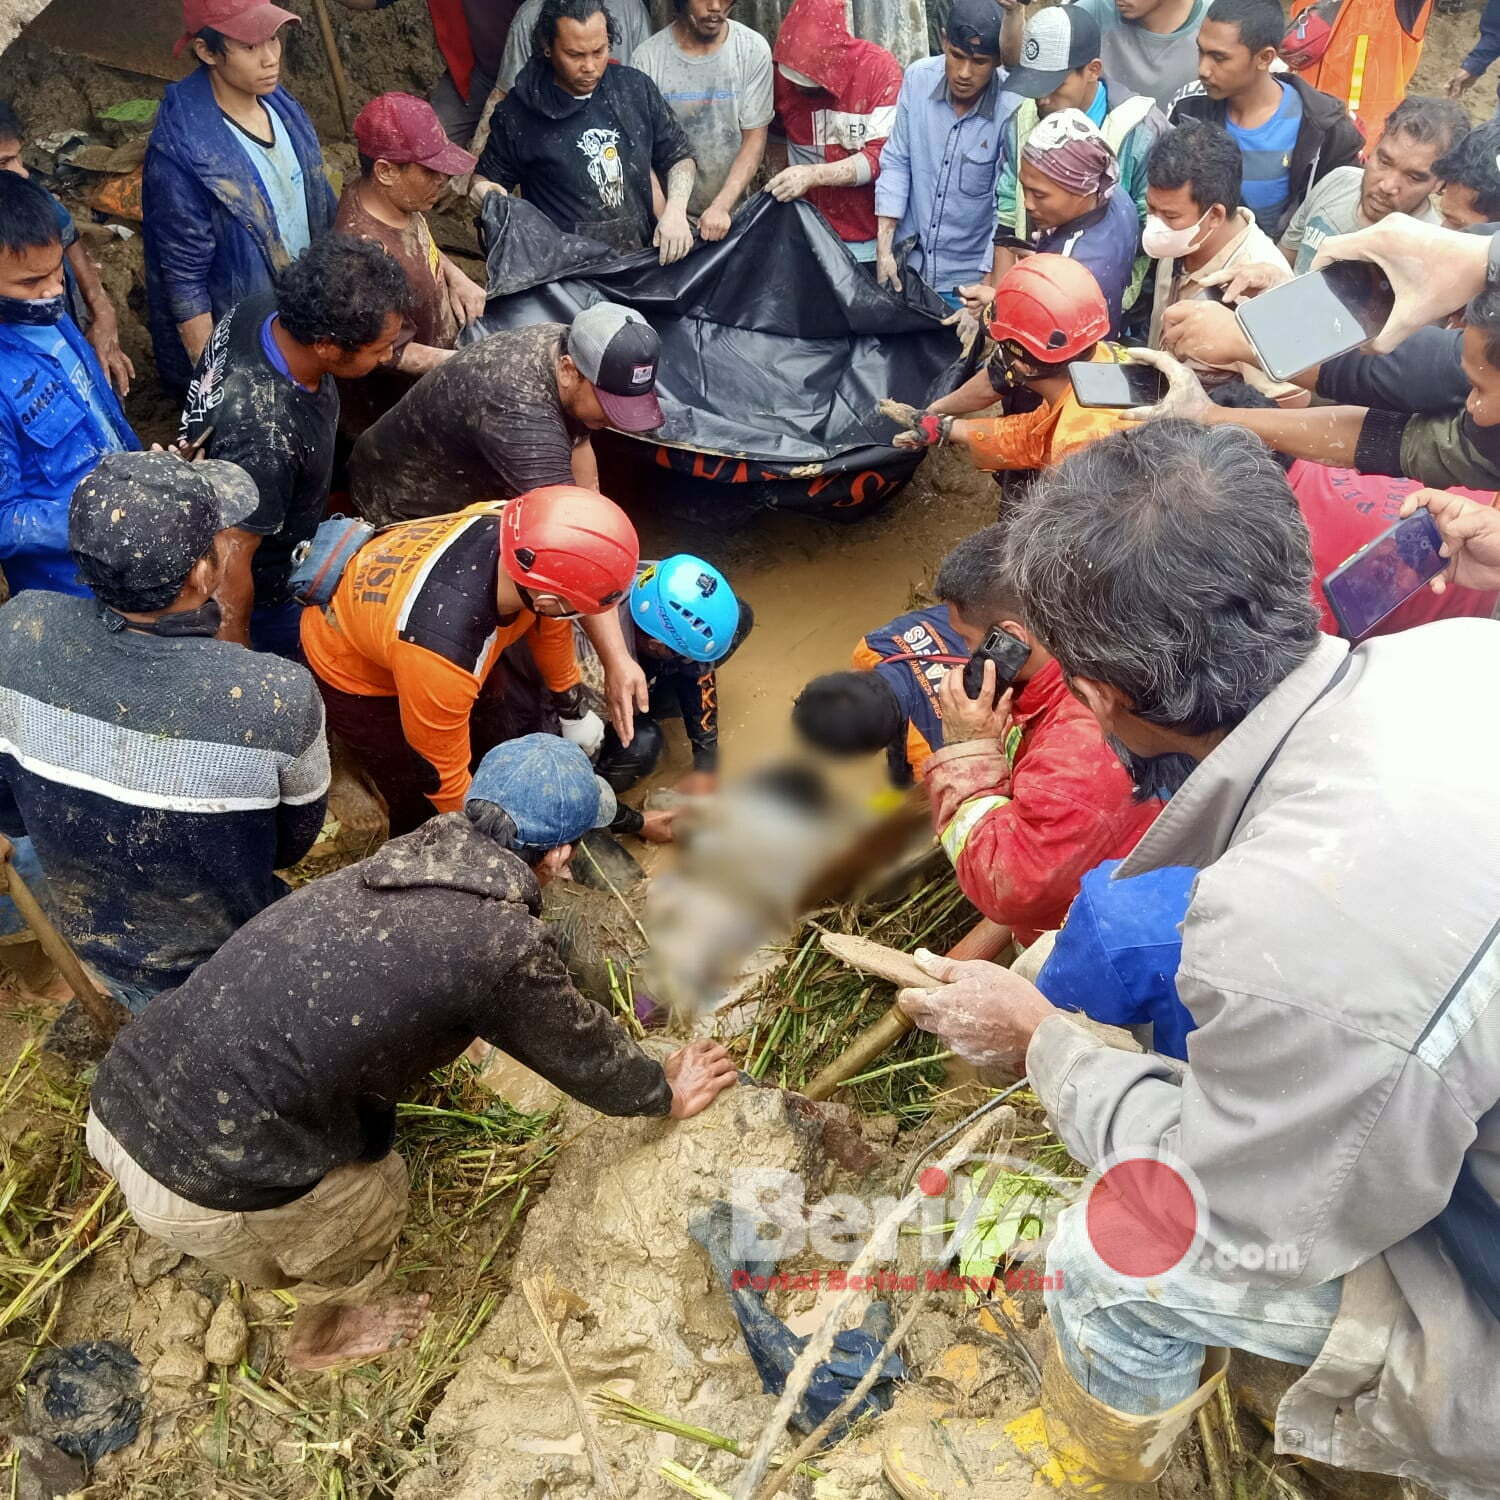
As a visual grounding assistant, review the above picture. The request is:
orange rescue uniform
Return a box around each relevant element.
[300,503,581,815]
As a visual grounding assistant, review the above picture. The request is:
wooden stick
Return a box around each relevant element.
[0,835,127,1043]
[802,919,1011,1101]
[310,0,354,134]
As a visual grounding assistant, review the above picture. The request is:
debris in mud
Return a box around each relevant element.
[22,1340,144,1464]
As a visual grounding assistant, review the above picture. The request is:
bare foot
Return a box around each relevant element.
[286,1293,432,1371]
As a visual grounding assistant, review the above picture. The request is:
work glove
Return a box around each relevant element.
[559,710,606,757]
[892,413,952,452]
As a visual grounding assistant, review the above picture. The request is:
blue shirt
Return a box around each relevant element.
[1227,80,1303,235]
[0,315,138,597]
[873,55,1011,292]
[224,110,312,261]
[1035,186,1141,337]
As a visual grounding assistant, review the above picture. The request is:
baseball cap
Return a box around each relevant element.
[69,451,260,608]
[569,303,664,433]
[945,0,1003,57]
[176,0,300,56]
[354,93,478,178]
[467,734,618,850]
[1006,4,1103,98]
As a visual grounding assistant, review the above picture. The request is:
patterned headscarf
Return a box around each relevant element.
[1020,108,1120,199]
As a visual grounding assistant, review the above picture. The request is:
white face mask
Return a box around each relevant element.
[1141,208,1211,260]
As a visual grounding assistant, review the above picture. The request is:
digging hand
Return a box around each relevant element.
[664,1039,738,1117]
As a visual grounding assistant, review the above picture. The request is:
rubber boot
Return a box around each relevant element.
[1005,1335,1229,1496]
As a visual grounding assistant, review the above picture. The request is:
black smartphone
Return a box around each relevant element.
[1235,262,1395,381]
[1067,361,1169,409]
[1323,510,1446,639]
[963,626,1031,704]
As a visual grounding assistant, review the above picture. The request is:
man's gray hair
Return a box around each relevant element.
[1002,420,1321,736]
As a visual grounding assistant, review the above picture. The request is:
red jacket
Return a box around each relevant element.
[428,0,478,101]
[928,659,1162,944]
[772,0,902,244]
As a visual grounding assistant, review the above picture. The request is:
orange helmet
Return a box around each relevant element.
[501,486,640,614]
[986,254,1110,365]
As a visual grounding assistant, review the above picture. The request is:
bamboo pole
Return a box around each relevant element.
[0,835,128,1043]
[310,0,354,134]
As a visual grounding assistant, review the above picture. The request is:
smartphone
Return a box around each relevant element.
[963,626,1031,704]
[1068,361,1169,409]
[1235,262,1395,381]
[1322,510,1446,639]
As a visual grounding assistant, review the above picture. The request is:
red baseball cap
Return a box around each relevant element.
[176,0,299,55]
[353,93,478,177]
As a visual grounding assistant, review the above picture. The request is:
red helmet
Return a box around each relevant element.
[986,255,1110,365]
[500,486,640,614]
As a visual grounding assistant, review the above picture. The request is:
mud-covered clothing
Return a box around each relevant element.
[771,0,903,246]
[963,344,1137,472]
[333,183,459,435]
[928,657,1162,944]
[0,315,139,598]
[181,295,338,607]
[1025,189,1141,336]
[144,67,335,393]
[89,814,672,1213]
[0,591,328,992]
[300,504,582,817]
[850,604,968,785]
[478,56,693,254]
[350,324,584,526]
[1354,403,1500,491]
[317,651,560,836]
[88,1113,407,1304]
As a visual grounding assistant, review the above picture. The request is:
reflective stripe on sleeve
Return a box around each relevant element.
[939,793,1011,864]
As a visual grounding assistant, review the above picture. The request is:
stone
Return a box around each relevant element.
[8,1435,86,1500]
[203,1299,249,1367]
[127,1232,184,1288]
[149,1341,207,1389]
[153,1287,211,1346]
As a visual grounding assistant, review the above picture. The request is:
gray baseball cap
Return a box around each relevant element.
[1007,4,1103,98]
[570,302,664,433]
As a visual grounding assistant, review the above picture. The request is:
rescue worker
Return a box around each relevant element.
[595,555,754,801]
[893,255,1139,475]
[300,485,641,835]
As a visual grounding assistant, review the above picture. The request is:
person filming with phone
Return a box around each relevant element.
[915,525,1163,947]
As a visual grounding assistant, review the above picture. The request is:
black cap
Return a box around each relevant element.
[945,0,1003,56]
[69,451,260,610]
[1007,4,1103,98]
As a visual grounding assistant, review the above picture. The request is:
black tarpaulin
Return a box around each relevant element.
[471,192,962,518]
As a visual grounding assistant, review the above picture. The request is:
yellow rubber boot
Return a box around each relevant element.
[1004,1337,1230,1497]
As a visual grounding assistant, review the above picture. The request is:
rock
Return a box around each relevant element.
[149,1341,207,1388]
[127,1232,184,1288]
[8,1435,86,1500]
[153,1287,211,1347]
[246,1289,288,1323]
[203,1299,249,1367]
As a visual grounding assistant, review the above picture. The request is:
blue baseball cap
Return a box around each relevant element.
[467,734,617,849]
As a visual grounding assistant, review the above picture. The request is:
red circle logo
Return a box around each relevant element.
[1084,1157,1199,1277]
[918,1167,949,1197]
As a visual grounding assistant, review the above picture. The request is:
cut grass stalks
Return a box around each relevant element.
[729,871,975,1123]
[593,1389,828,1479]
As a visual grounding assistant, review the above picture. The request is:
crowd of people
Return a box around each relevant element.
[0,0,1498,1492]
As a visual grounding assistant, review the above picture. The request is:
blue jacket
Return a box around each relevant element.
[143,67,334,393]
[0,316,138,597]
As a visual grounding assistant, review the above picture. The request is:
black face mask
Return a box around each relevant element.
[1107,735,1199,803]
[0,292,67,327]
[103,599,223,638]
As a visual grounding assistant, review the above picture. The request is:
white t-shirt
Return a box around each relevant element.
[631,20,774,217]
[225,110,311,259]
[1280,165,1440,274]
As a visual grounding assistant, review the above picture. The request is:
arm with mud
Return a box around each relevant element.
[480,922,672,1116]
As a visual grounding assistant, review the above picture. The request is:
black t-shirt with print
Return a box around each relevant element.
[180,294,338,604]
[479,57,693,254]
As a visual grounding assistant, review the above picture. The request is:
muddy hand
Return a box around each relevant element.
[897,950,1054,1068]
[1121,346,1211,423]
[664,1039,738,1118]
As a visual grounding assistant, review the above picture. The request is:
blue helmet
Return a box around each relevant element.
[629,555,741,663]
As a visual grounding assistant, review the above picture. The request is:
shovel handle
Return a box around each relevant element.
[0,835,128,1043]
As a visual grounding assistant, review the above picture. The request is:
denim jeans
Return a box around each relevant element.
[1042,1201,1344,1415]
